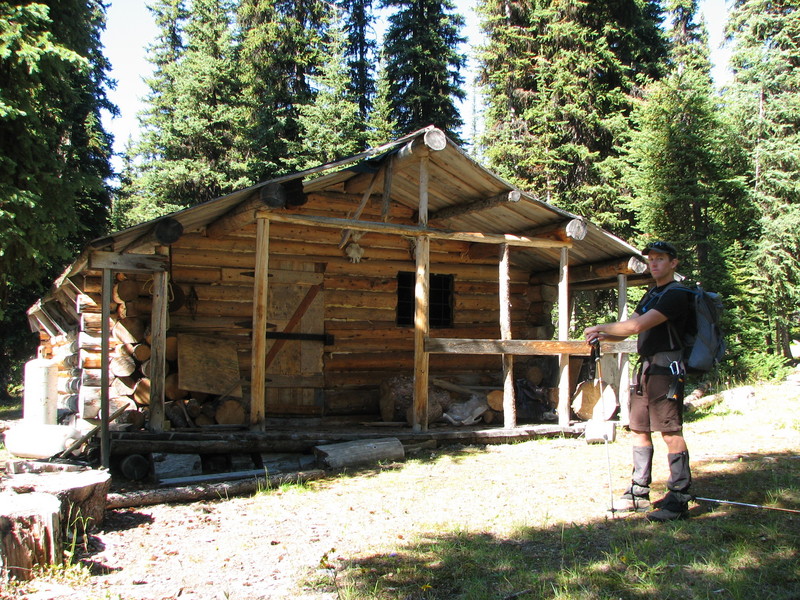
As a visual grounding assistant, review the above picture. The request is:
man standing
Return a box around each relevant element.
[583,241,692,522]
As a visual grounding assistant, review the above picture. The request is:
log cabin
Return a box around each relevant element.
[26,126,648,466]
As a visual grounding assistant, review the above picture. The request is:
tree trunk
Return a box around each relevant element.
[313,438,405,469]
[0,492,62,581]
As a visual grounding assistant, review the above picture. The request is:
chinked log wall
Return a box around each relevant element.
[82,193,558,419]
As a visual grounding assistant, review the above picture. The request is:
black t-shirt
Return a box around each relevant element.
[634,282,691,357]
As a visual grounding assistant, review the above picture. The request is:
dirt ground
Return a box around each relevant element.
[6,378,800,600]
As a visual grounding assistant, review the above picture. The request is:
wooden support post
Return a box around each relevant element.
[617,273,631,426]
[499,243,516,428]
[412,155,431,433]
[250,218,270,429]
[100,268,112,467]
[557,247,571,428]
[147,259,169,432]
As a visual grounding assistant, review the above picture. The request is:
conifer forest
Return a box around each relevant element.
[1,0,799,397]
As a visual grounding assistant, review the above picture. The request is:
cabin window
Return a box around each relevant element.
[396,271,454,328]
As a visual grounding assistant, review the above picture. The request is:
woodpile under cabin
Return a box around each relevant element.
[24,126,648,468]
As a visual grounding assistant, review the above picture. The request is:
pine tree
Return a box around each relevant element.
[237,0,330,179]
[365,53,399,147]
[0,0,114,395]
[477,0,667,232]
[127,0,249,224]
[294,15,366,168]
[723,0,800,359]
[381,0,466,141]
[338,0,377,121]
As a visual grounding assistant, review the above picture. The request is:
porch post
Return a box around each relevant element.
[617,273,631,426]
[147,252,169,433]
[100,268,112,467]
[499,243,516,428]
[250,217,270,429]
[412,155,431,432]
[557,247,571,427]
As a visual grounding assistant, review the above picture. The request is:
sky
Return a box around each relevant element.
[100,0,733,169]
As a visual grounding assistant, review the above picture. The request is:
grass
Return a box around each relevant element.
[300,383,800,600]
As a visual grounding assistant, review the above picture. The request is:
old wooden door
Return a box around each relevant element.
[264,265,325,415]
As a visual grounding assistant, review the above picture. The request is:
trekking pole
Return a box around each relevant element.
[693,496,800,514]
[591,338,616,514]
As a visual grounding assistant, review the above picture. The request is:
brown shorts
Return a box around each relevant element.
[629,372,684,433]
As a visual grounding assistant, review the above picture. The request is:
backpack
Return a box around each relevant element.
[642,282,726,374]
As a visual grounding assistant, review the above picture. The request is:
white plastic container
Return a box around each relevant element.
[3,422,82,459]
[23,358,58,424]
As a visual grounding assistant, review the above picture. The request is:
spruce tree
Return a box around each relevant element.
[338,0,377,121]
[365,53,399,147]
[294,16,365,168]
[127,0,249,224]
[723,0,800,359]
[477,0,667,232]
[381,0,466,141]
[0,0,113,394]
[237,0,330,179]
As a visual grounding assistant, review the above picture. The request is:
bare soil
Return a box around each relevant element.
[7,379,800,600]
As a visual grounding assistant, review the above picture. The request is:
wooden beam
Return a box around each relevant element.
[90,251,168,273]
[258,212,571,249]
[424,338,637,355]
[250,218,270,429]
[518,218,588,242]
[530,255,647,285]
[428,190,521,222]
[344,127,447,194]
[499,243,516,428]
[100,268,112,468]
[412,236,430,433]
[557,247,570,428]
[617,273,632,427]
[147,260,169,433]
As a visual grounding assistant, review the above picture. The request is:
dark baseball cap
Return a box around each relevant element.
[642,241,678,259]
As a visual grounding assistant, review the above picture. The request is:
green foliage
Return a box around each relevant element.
[381,0,466,142]
[723,0,800,359]
[477,0,668,234]
[237,0,331,178]
[338,0,377,121]
[0,0,113,395]
[294,14,367,168]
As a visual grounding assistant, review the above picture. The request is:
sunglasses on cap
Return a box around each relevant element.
[642,241,677,258]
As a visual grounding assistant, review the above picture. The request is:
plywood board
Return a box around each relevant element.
[177,334,242,397]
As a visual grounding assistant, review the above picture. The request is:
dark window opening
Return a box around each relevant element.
[396,271,454,328]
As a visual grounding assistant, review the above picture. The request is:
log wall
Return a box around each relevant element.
[58,193,559,423]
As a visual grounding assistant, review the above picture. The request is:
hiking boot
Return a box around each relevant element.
[647,491,690,522]
[617,492,651,512]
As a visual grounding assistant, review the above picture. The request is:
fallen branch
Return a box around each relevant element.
[106,469,326,509]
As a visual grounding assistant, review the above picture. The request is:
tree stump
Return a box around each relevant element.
[0,492,62,580]
[3,469,111,535]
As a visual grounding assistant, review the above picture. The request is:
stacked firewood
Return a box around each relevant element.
[67,275,246,429]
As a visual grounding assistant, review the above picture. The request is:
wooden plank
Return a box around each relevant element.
[258,212,572,249]
[178,334,243,397]
[250,218,270,427]
[90,251,168,273]
[424,338,637,355]
[148,266,169,432]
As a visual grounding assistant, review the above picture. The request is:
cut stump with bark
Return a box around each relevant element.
[0,492,62,580]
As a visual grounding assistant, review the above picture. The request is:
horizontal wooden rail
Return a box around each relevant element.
[424,338,637,356]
